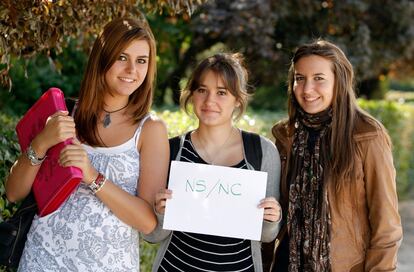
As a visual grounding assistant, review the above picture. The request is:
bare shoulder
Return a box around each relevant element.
[142,115,167,133]
[138,115,168,148]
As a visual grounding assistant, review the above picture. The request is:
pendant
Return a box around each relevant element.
[103,113,111,128]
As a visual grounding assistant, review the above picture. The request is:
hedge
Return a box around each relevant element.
[0,100,413,270]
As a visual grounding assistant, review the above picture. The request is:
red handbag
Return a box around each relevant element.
[15,88,83,216]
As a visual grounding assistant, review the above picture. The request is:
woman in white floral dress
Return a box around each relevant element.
[5,17,169,272]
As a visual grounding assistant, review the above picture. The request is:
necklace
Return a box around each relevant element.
[195,127,235,165]
[102,103,128,128]
[96,130,108,147]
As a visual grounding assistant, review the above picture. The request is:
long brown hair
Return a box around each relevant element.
[180,53,250,120]
[75,17,157,146]
[276,39,390,193]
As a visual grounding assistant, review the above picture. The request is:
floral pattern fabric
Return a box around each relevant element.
[18,115,150,272]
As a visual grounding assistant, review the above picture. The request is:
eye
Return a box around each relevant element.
[118,55,127,61]
[136,58,147,64]
[295,76,304,82]
[196,87,206,93]
[217,90,227,96]
[315,76,324,81]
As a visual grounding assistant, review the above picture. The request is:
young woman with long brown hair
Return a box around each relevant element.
[263,40,402,271]
[144,53,282,271]
[6,17,169,271]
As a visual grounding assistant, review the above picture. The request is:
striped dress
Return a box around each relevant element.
[158,133,254,272]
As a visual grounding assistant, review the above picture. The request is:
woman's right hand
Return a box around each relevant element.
[154,189,172,214]
[32,111,76,157]
[6,111,76,203]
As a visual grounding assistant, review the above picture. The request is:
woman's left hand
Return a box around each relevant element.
[259,197,282,222]
[59,139,98,185]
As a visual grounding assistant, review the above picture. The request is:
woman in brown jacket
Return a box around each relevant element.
[263,40,402,272]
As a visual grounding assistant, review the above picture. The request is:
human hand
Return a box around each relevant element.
[258,197,282,222]
[59,138,98,184]
[154,189,172,215]
[33,111,76,156]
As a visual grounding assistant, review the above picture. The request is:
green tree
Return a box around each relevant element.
[1,1,413,106]
[0,0,205,89]
[149,0,280,104]
[271,0,414,99]
[155,0,414,103]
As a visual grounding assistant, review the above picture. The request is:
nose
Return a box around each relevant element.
[303,79,314,94]
[126,60,137,73]
[204,91,215,104]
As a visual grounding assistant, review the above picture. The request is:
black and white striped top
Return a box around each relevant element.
[159,132,254,272]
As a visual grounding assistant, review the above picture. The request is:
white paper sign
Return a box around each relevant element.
[163,161,268,241]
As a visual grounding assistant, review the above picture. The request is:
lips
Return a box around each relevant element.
[118,77,136,83]
[201,108,219,114]
[304,96,320,102]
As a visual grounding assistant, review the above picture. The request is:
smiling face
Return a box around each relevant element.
[104,39,150,99]
[293,55,335,114]
[192,70,239,127]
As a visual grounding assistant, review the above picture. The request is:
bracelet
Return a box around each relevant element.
[88,173,107,194]
[26,142,46,166]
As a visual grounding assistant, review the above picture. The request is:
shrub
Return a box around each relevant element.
[0,114,20,220]
[358,99,414,199]
[0,101,413,271]
[0,114,20,272]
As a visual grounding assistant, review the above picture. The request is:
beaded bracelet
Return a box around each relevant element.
[88,173,107,194]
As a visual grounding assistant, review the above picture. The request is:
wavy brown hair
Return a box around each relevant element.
[275,39,390,193]
[75,17,157,146]
[180,53,250,120]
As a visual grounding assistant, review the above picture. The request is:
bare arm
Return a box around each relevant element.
[6,111,76,202]
[142,188,174,243]
[59,118,170,234]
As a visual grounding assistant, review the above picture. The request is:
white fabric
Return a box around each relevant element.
[18,115,150,272]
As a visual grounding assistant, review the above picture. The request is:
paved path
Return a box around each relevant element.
[398,200,414,271]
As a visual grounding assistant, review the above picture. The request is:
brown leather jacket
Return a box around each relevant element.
[263,118,403,272]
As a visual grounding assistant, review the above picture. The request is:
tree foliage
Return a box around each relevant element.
[1,0,413,103]
[145,0,414,104]
[191,0,414,97]
[0,0,205,88]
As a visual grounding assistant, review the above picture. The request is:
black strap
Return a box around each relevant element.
[167,136,182,185]
[169,131,262,170]
[167,131,262,185]
[169,136,181,162]
[65,97,77,115]
[241,130,262,171]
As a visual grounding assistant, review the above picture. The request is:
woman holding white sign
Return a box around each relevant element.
[143,53,282,271]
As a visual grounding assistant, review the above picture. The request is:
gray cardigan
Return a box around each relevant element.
[143,133,281,272]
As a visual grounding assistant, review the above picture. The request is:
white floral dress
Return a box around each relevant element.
[18,115,150,272]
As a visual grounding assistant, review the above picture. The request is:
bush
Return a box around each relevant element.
[0,114,20,272]
[358,99,414,199]
[0,42,86,117]
[1,102,413,271]
[154,106,286,139]
[0,113,20,221]
[249,83,288,112]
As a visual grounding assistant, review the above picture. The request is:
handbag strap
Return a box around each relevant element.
[13,191,37,217]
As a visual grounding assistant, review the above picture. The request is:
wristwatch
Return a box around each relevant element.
[26,142,46,166]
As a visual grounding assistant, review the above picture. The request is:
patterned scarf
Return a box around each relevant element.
[287,106,333,272]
